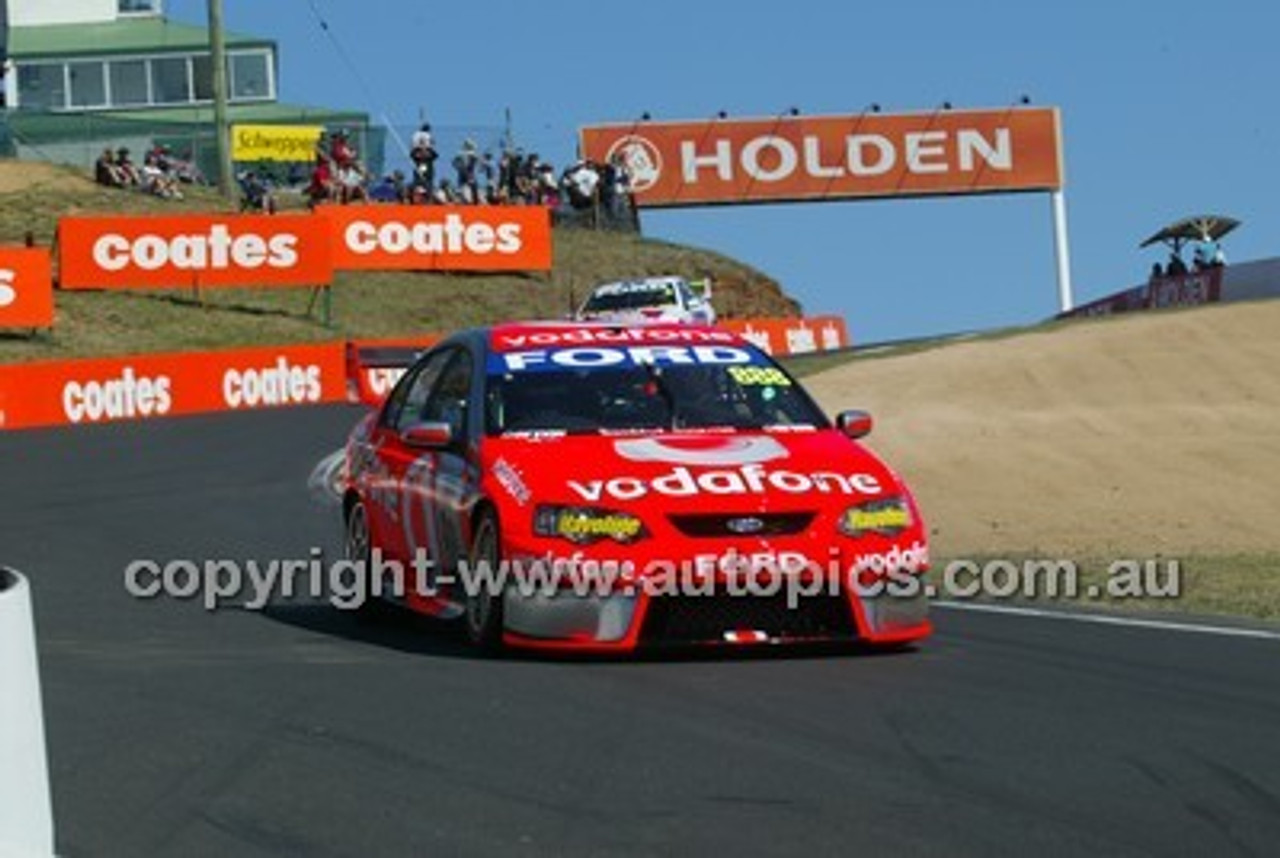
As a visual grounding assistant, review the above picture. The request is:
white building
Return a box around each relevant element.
[0,0,372,177]
[4,0,277,112]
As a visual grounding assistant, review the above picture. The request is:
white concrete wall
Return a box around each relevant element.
[9,0,163,27]
[1222,258,1280,303]
[0,569,56,858]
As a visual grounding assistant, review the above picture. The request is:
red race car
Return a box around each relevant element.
[339,323,931,654]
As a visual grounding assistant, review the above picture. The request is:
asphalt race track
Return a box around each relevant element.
[4,405,1280,857]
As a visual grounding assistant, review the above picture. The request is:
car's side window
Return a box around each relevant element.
[677,281,697,309]
[420,349,474,439]
[382,349,454,433]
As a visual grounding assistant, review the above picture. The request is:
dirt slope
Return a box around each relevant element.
[803,301,1280,557]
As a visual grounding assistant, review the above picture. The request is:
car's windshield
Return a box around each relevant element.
[582,285,678,313]
[485,348,827,434]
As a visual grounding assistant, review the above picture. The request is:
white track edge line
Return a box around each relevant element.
[934,600,1280,641]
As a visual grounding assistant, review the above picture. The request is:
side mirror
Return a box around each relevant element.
[401,421,454,448]
[836,409,873,440]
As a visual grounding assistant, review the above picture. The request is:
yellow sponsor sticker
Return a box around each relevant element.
[557,512,643,540]
[728,366,792,387]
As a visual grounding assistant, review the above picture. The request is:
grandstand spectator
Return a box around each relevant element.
[434,179,460,204]
[1166,252,1188,276]
[163,147,206,185]
[563,158,600,210]
[337,160,368,204]
[411,122,434,152]
[606,153,632,219]
[1195,238,1226,270]
[499,149,522,201]
[410,125,438,198]
[306,155,335,207]
[453,139,480,204]
[95,148,126,188]
[368,171,407,203]
[330,129,358,169]
[141,151,183,200]
[520,153,542,203]
[114,147,141,187]
[238,169,276,213]
[538,163,560,208]
[478,152,496,202]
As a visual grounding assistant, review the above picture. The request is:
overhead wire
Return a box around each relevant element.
[303,0,410,156]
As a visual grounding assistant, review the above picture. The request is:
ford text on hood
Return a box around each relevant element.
[340,322,931,654]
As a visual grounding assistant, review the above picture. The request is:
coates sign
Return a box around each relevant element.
[321,205,552,271]
[0,247,54,328]
[0,343,346,430]
[580,107,1063,207]
[58,214,332,290]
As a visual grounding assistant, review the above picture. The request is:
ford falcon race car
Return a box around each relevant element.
[575,276,716,325]
[339,322,931,653]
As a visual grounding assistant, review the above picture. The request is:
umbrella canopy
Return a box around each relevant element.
[1140,215,1241,248]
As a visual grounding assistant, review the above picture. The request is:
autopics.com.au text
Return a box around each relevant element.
[122,546,1183,611]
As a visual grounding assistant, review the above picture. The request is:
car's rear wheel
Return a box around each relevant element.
[464,510,504,653]
[345,498,383,620]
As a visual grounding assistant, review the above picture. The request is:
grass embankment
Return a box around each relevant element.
[802,299,1280,624]
[0,161,800,363]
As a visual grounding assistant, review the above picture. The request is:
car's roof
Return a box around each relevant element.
[485,321,744,353]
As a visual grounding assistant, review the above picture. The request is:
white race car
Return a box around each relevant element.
[576,276,716,325]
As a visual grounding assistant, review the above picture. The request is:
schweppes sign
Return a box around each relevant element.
[232,124,325,162]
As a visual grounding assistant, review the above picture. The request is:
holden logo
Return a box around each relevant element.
[726,517,765,534]
[605,134,662,192]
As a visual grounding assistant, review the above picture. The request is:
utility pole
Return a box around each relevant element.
[208,0,234,200]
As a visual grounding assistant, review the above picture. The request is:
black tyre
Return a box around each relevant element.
[464,510,505,653]
[345,498,384,620]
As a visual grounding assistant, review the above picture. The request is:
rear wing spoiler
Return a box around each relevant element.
[344,337,439,406]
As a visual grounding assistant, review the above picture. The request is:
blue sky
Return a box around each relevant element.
[170,0,1278,342]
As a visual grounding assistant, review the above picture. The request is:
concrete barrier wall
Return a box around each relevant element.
[1060,255,1280,320]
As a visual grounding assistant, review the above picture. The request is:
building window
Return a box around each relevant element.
[68,62,107,108]
[230,51,271,100]
[151,56,190,104]
[192,54,214,101]
[17,64,65,110]
[119,0,161,13]
[109,60,149,106]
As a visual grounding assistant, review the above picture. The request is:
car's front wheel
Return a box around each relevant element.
[464,510,505,653]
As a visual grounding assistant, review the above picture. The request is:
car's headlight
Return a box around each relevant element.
[534,505,648,544]
[839,496,913,538]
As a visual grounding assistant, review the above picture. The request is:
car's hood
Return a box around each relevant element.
[482,429,902,512]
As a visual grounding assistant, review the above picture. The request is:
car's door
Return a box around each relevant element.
[403,347,476,598]
[366,347,455,567]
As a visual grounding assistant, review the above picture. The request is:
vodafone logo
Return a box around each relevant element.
[605,135,662,192]
[91,225,300,273]
[223,357,323,409]
[62,368,173,423]
[0,269,16,307]
[344,213,523,256]
[568,464,883,502]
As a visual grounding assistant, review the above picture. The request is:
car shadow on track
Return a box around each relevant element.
[259,600,482,660]
[257,601,921,664]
